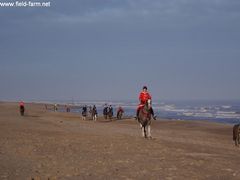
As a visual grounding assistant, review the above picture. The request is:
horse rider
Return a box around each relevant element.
[19,101,24,108]
[93,105,98,114]
[117,106,124,114]
[108,105,113,113]
[117,106,124,118]
[82,105,87,112]
[136,86,156,120]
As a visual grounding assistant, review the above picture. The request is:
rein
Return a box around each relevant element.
[141,104,151,118]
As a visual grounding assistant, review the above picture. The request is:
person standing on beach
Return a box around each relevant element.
[136,86,156,120]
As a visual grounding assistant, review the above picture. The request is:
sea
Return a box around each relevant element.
[48,100,240,125]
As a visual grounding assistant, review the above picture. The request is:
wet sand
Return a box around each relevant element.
[0,102,240,180]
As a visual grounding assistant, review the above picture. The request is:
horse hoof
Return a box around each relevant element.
[148,136,152,139]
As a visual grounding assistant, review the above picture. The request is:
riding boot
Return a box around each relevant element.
[151,108,156,120]
[135,109,140,120]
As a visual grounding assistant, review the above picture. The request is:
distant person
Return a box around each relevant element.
[92,105,98,121]
[108,105,113,114]
[108,105,113,119]
[117,106,124,114]
[93,105,97,115]
[19,101,24,108]
[82,105,87,113]
[136,86,156,120]
[54,104,58,111]
[103,104,108,119]
[19,101,25,116]
[65,105,70,112]
[82,105,87,119]
[117,106,124,119]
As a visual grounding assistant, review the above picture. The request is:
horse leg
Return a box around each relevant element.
[141,125,145,137]
[144,126,147,138]
[147,125,152,139]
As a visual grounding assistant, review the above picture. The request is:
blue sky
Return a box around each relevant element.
[0,0,240,101]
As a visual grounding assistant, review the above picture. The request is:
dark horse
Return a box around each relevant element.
[82,106,87,120]
[20,106,25,116]
[108,107,113,120]
[233,124,240,147]
[91,106,98,121]
[103,107,108,119]
[138,99,152,138]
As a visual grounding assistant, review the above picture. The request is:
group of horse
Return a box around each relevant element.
[82,105,123,121]
[81,106,98,121]
[19,102,240,145]
[103,106,114,120]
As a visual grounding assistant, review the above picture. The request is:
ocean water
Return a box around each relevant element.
[53,100,240,125]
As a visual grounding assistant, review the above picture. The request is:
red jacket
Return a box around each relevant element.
[19,101,24,107]
[139,91,152,105]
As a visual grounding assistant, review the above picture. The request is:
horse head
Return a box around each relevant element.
[144,99,152,111]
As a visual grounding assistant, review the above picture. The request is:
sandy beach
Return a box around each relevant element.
[0,102,240,180]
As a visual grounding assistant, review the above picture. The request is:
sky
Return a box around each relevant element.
[0,0,240,101]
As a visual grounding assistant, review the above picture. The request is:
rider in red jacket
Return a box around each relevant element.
[136,86,156,120]
[19,101,24,107]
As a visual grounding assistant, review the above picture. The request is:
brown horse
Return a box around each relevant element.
[138,99,152,138]
[117,110,123,120]
[108,107,113,120]
[91,107,98,121]
[233,124,240,147]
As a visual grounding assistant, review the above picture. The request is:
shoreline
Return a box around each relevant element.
[2,100,238,126]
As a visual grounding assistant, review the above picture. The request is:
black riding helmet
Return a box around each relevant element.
[143,86,147,90]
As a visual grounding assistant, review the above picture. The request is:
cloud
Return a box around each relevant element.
[1,0,240,25]
[47,0,240,25]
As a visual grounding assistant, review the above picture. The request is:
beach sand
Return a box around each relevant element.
[0,102,240,180]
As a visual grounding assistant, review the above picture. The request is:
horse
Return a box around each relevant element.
[103,107,108,119]
[138,99,152,139]
[117,110,123,120]
[20,106,25,116]
[108,107,113,120]
[91,107,98,121]
[233,124,240,147]
[82,107,87,120]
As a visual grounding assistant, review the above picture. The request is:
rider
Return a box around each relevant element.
[93,105,97,114]
[82,105,87,112]
[136,86,156,120]
[117,106,124,117]
[108,105,113,113]
[117,106,124,113]
[19,101,24,108]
